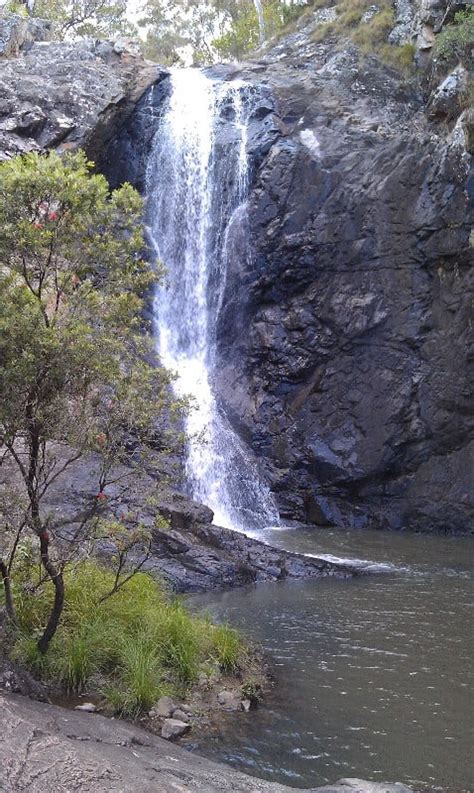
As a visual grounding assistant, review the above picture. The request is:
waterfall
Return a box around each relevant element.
[253,0,266,45]
[145,69,279,532]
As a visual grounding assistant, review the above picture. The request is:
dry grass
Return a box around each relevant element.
[308,0,415,73]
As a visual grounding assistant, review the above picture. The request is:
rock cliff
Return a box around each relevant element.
[215,22,473,533]
[0,14,165,160]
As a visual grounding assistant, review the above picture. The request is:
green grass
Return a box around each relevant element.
[6,559,246,716]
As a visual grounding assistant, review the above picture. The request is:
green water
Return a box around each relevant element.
[190,527,473,791]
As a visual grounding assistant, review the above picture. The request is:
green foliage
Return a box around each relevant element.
[213,0,288,60]
[4,2,29,16]
[7,559,246,715]
[433,9,474,68]
[0,149,182,652]
[140,0,302,64]
[309,0,418,72]
[32,0,134,40]
[210,622,242,672]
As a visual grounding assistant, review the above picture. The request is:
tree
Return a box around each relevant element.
[140,0,293,65]
[139,0,241,65]
[0,150,180,652]
[31,0,134,40]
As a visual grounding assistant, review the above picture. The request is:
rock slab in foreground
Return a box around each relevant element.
[0,693,412,793]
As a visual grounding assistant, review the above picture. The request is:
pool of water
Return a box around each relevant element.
[189,527,473,791]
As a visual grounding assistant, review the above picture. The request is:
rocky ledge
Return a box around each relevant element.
[0,692,413,793]
[148,503,357,592]
[0,14,166,160]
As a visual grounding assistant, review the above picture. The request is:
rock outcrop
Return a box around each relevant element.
[0,13,167,161]
[219,30,473,533]
[0,692,414,793]
[27,450,360,592]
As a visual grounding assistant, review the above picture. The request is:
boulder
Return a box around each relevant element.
[172,708,190,722]
[427,66,470,121]
[149,695,176,719]
[217,690,240,711]
[161,718,191,740]
[0,14,52,59]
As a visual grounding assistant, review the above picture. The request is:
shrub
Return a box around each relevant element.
[5,559,246,715]
[433,9,474,68]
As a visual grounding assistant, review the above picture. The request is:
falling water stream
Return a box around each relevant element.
[253,0,266,45]
[146,69,279,532]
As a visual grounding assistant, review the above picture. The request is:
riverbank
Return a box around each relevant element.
[0,691,414,793]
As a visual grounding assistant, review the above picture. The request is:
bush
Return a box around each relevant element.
[5,558,246,715]
[433,9,474,68]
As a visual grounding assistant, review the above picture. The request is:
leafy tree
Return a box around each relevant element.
[31,0,133,39]
[0,150,180,653]
[139,0,250,65]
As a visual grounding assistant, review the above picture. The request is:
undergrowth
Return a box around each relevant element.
[4,559,245,717]
[433,8,474,69]
[310,0,415,72]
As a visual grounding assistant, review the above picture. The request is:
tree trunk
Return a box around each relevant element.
[37,531,64,654]
[0,560,17,626]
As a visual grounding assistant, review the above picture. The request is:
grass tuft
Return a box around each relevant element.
[4,559,247,716]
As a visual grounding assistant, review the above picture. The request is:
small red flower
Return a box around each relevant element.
[48,211,58,222]
[33,222,43,230]
[96,492,107,501]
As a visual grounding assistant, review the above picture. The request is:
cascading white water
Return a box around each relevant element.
[146,69,279,532]
[253,0,266,45]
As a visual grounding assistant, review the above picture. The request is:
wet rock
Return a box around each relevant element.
[316,780,413,793]
[161,718,191,740]
[3,692,410,791]
[199,18,473,535]
[74,702,97,713]
[150,695,176,719]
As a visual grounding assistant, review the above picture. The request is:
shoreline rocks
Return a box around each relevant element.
[0,692,414,792]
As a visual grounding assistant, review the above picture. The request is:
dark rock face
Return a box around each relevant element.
[148,519,357,593]
[213,37,473,533]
